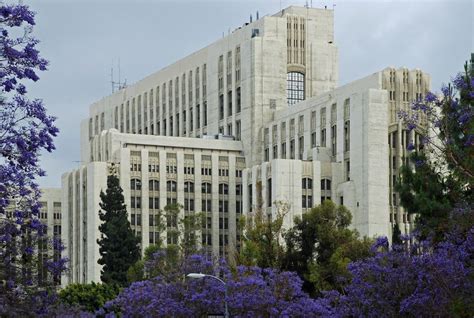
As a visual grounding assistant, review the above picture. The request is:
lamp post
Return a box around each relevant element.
[187,273,229,318]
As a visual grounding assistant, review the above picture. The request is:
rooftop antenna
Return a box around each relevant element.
[110,58,127,93]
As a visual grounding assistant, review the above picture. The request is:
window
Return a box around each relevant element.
[331,125,337,156]
[219,183,229,195]
[267,178,272,207]
[202,182,212,194]
[184,181,194,193]
[130,178,141,191]
[302,178,313,190]
[302,178,313,209]
[149,179,159,191]
[248,184,253,212]
[236,87,241,113]
[345,160,350,181]
[298,136,304,159]
[281,142,287,159]
[219,94,224,120]
[227,91,232,116]
[166,180,177,192]
[130,196,141,209]
[236,120,241,140]
[321,178,331,190]
[344,121,350,152]
[290,139,295,159]
[149,197,160,210]
[287,72,305,105]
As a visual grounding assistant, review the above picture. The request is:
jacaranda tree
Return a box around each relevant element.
[397,62,473,240]
[0,3,65,316]
[316,226,474,317]
[101,253,331,317]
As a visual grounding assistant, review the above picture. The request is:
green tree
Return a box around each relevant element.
[126,244,161,282]
[97,174,140,287]
[127,203,202,283]
[58,282,120,312]
[282,200,371,295]
[392,223,402,245]
[237,201,288,269]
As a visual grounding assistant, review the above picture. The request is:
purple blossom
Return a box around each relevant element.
[318,226,474,317]
[0,3,66,315]
[424,91,437,103]
[107,253,322,317]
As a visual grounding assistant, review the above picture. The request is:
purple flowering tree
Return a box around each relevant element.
[102,253,331,317]
[397,63,473,240]
[318,226,474,317]
[0,3,65,315]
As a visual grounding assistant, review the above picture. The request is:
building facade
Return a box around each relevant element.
[60,6,430,285]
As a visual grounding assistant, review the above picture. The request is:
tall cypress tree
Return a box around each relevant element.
[97,174,140,286]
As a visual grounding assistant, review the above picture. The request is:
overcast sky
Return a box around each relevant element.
[27,0,472,188]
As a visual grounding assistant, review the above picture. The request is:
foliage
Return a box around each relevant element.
[398,61,473,241]
[126,203,203,283]
[282,200,372,295]
[0,3,65,315]
[392,222,402,245]
[58,282,120,312]
[165,203,202,258]
[97,174,140,287]
[102,254,331,317]
[237,201,288,269]
[126,244,160,283]
[319,224,474,317]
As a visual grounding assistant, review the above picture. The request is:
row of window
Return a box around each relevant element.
[131,179,243,194]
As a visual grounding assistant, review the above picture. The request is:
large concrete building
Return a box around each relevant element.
[60,6,430,285]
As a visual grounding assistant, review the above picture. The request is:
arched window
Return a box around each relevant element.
[321,179,331,191]
[321,178,331,203]
[149,179,159,191]
[202,182,212,194]
[302,178,313,190]
[184,181,194,193]
[130,178,141,191]
[218,183,229,195]
[287,72,305,105]
[166,180,177,192]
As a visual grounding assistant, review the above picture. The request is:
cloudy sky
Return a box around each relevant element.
[27,0,472,188]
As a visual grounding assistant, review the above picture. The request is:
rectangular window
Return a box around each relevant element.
[236,87,241,113]
[236,120,241,140]
[227,91,232,116]
[219,95,224,120]
[346,160,350,181]
[290,139,295,159]
[298,136,304,159]
[344,121,350,152]
[196,105,201,129]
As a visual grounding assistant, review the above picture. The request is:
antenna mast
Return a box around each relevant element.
[110,58,127,93]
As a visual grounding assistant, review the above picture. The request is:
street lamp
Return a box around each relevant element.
[186,273,229,318]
